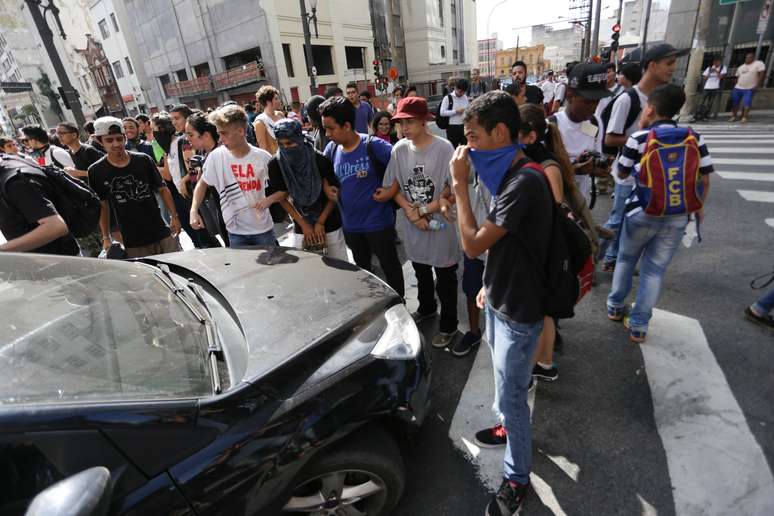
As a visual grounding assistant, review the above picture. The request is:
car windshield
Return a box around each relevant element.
[0,256,212,405]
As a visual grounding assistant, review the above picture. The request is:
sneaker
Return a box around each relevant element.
[475,423,507,448]
[533,363,558,381]
[451,331,481,356]
[411,310,436,324]
[601,260,616,273]
[741,117,749,123]
[729,116,737,122]
[485,479,529,516]
[744,306,774,329]
[623,315,647,343]
[431,330,458,348]
[607,305,625,321]
[528,377,535,392]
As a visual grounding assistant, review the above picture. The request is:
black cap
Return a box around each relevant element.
[621,43,689,66]
[567,63,614,100]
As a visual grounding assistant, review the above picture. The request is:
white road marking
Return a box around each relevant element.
[529,473,568,516]
[541,452,580,482]
[637,494,658,516]
[642,309,774,516]
[713,158,774,166]
[717,171,774,182]
[738,190,774,203]
[706,147,774,154]
[766,218,774,228]
[702,137,774,143]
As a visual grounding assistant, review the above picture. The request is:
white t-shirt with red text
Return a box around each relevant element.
[202,144,274,235]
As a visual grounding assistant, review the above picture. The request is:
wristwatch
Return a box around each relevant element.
[419,205,429,216]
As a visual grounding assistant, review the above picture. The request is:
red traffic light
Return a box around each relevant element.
[612,23,621,33]
[373,59,380,66]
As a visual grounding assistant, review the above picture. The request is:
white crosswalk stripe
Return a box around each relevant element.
[716,172,774,181]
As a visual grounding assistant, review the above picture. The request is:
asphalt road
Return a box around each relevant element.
[392,121,774,516]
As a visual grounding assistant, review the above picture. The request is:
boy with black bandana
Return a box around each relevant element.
[265,118,347,260]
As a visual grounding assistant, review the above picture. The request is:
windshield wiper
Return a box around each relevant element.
[187,281,223,395]
[150,263,223,394]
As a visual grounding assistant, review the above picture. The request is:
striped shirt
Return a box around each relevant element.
[617,120,713,216]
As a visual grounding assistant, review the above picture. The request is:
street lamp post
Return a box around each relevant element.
[486,0,509,80]
[300,0,319,97]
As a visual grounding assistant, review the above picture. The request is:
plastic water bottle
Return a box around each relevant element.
[428,219,445,231]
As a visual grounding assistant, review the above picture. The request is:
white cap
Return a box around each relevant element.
[93,116,124,136]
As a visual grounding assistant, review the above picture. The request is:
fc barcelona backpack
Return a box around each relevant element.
[635,126,704,216]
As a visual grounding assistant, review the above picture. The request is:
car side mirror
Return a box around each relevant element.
[25,466,113,516]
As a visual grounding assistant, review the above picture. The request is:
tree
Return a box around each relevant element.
[36,72,64,120]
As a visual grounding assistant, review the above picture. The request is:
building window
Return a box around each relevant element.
[283,43,294,77]
[345,46,365,69]
[112,60,124,79]
[98,19,109,39]
[303,45,334,76]
[194,62,210,77]
[452,28,457,41]
[176,69,188,81]
[110,13,119,33]
[438,0,444,27]
[124,57,133,75]
[453,49,458,62]
[159,74,171,86]
[222,47,261,69]
[441,45,446,59]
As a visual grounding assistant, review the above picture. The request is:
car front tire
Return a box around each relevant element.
[282,425,406,515]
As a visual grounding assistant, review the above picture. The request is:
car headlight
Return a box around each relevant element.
[370,304,421,360]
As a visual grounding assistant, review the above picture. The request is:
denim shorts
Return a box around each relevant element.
[731,87,755,108]
[228,229,277,249]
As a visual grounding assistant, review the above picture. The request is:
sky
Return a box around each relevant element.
[476,0,672,48]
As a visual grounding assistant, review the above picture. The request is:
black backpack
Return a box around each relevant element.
[434,94,454,130]
[0,154,101,238]
[520,163,593,319]
[600,88,641,156]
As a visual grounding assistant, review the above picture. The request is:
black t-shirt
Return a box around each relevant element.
[0,174,80,255]
[484,160,553,324]
[88,151,170,248]
[267,151,342,234]
[70,143,104,182]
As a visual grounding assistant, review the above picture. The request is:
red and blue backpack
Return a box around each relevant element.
[635,126,704,216]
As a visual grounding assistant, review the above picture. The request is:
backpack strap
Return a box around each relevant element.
[624,89,642,131]
[365,135,388,180]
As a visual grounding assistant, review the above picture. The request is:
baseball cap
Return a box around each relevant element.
[391,97,435,121]
[567,63,613,100]
[622,43,689,66]
[93,116,125,136]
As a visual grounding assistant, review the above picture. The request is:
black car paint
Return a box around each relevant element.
[0,249,430,515]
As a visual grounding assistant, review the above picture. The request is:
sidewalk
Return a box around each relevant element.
[682,108,774,126]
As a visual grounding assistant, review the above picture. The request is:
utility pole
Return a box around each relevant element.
[680,0,713,120]
[24,0,86,129]
[614,0,623,68]
[585,1,593,59]
[592,0,602,57]
[300,0,317,97]
[722,2,741,69]
[640,0,654,72]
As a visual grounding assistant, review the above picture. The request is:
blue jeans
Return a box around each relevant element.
[753,288,774,315]
[228,229,276,248]
[601,183,634,264]
[486,306,543,484]
[607,211,688,333]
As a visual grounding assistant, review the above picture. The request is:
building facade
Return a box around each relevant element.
[89,0,148,115]
[78,35,125,118]
[531,24,584,72]
[495,45,548,79]
[478,36,503,78]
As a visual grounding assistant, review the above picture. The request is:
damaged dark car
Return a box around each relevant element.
[0,247,431,516]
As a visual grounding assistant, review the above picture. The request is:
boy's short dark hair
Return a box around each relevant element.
[244,103,255,112]
[455,78,469,91]
[135,114,150,123]
[57,121,79,134]
[463,91,521,140]
[21,125,49,144]
[406,84,417,95]
[319,96,356,131]
[324,86,344,99]
[122,117,139,128]
[170,104,193,118]
[187,110,219,142]
[604,62,616,72]
[84,121,96,134]
[257,85,280,107]
[359,90,371,99]
[647,84,686,119]
[512,61,527,72]
[619,63,643,84]
[0,137,13,147]
[346,82,358,91]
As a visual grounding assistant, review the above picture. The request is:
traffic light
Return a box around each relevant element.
[373,59,380,79]
[610,23,621,53]
[57,86,71,110]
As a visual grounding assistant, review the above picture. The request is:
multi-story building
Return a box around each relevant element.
[78,34,125,118]
[116,0,379,111]
[531,24,584,72]
[89,0,148,115]
[495,45,547,79]
[478,36,503,78]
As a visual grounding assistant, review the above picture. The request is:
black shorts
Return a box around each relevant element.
[462,256,485,301]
